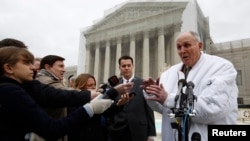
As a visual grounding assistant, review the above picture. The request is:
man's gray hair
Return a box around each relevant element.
[189,31,201,42]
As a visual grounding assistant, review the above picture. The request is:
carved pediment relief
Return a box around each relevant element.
[87,2,187,33]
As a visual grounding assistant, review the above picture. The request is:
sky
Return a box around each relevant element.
[1,0,250,67]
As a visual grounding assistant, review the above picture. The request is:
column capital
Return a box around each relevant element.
[158,27,165,36]
[173,23,182,32]
[86,44,91,50]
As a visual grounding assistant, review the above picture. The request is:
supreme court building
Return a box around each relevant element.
[78,0,212,83]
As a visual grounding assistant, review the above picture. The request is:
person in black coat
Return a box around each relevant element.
[107,55,156,141]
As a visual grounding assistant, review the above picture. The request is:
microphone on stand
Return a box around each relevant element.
[186,81,195,107]
[174,79,187,104]
[170,79,187,118]
[186,81,197,117]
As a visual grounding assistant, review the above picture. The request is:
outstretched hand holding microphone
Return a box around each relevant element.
[84,80,134,117]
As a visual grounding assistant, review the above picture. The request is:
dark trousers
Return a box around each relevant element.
[108,126,132,141]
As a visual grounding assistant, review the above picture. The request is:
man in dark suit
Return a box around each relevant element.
[107,55,156,141]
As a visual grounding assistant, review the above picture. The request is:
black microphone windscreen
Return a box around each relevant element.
[108,75,119,87]
[102,75,119,100]
[178,79,187,86]
[187,81,195,88]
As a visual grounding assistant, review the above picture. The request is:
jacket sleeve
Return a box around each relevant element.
[23,80,91,107]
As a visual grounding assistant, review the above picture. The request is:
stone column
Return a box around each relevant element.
[142,31,150,79]
[130,34,136,65]
[94,43,100,83]
[171,31,181,64]
[85,45,90,73]
[158,28,165,76]
[115,37,122,76]
[77,33,86,75]
[104,40,110,81]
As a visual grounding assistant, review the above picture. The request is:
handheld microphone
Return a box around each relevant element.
[102,75,119,100]
[108,75,119,87]
[99,83,109,94]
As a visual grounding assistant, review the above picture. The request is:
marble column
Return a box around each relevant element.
[94,43,100,83]
[85,45,90,73]
[171,31,181,64]
[158,28,165,76]
[77,33,86,75]
[142,31,150,79]
[115,37,122,76]
[130,34,136,65]
[104,40,110,81]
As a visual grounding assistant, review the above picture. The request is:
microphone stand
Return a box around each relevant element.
[169,81,197,141]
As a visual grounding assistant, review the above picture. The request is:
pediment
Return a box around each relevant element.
[86,1,187,33]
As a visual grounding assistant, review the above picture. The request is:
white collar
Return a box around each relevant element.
[122,74,134,83]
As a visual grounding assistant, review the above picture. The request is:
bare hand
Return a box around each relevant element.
[116,93,134,106]
[141,77,156,91]
[114,82,134,95]
[145,84,167,104]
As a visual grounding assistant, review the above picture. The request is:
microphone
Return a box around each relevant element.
[108,75,119,87]
[177,79,187,95]
[173,79,186,109]
[174,79,187,102]
[191,132,201,141]
[102,75,119,100]
[186,81,195,106]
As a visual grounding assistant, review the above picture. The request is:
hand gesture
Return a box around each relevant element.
[141,77,156,91]
[145,84,168,105]
[116,93,134,106]
[114,82,134,95]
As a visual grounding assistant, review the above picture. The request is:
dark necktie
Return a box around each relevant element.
[185,67,191,79]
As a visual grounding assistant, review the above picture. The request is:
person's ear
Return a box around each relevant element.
[44,64,50,70]
[3,64,14,74]
[198,42,203,50]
